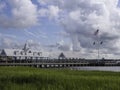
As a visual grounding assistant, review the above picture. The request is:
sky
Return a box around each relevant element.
[0,0,120,59]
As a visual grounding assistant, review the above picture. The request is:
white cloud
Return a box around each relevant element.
[37,0,120,58]
[0,33,19,49]
[48,5,60,19]
[0,2,6,11]
[0,33,41,50]
[0,0,38,28]
[24,29,47,39]
[1,0,120,58]
[38,5,60,20]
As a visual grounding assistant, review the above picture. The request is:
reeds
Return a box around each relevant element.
[0,66,119,90]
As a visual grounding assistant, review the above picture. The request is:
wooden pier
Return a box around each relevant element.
[0,58,120,68]
[0,62,89,68]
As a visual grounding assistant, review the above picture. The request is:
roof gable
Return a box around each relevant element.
[1,50,6,56]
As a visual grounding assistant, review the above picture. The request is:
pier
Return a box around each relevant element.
[0,44,120,68]
[0,58,120,68]
[0,62,89,68]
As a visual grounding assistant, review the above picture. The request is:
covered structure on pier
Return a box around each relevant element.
[0,43,49,62]
[0,49,49,61]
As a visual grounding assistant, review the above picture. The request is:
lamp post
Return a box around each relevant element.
[93,29,103,60]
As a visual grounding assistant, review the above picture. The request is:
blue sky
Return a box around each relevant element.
[0,0,64,46]
[1,0,120,58]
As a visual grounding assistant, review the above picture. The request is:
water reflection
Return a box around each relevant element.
[71,66,120,72]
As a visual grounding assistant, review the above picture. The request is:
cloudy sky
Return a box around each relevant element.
[0,0,120,59]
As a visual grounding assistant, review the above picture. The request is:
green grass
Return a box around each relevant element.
[0,66,119,90]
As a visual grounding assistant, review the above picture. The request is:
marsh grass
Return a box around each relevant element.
[0,66,119,90]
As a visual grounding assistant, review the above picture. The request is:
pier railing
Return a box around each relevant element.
[0,58,120,67]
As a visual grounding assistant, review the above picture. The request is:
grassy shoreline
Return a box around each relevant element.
[0,66,120,90]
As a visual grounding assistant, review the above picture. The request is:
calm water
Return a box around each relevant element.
[71,66,120,72]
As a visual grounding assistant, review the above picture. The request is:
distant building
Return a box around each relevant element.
[0,43,49,61]
[50,51,82,59]
[0,42,84,62]
[58,52,66,59]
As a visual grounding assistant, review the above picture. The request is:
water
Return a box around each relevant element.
[71,66,120,72]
